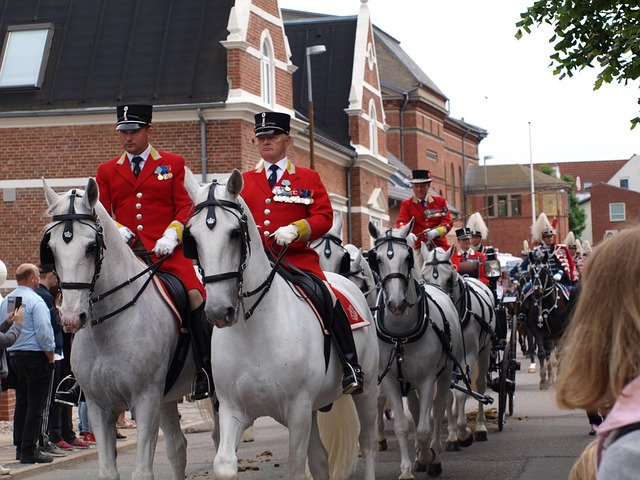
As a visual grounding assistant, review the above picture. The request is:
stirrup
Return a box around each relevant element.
[342,364,363,395]
[54,375,82,407]
[190,368,214,401]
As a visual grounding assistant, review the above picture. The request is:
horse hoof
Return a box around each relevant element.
[540,382,549,390]
[378,439,387,451]
[474,430,488,442]
[414,460,427,472]
[427,462,443,477]
[445,440,460,451]
[460,434,474,447]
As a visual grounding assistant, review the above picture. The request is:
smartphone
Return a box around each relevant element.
[7,296,21,313]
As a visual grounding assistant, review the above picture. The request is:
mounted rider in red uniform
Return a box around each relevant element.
[240,111,363,395]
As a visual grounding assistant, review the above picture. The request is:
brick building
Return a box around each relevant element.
[0,0,485,291]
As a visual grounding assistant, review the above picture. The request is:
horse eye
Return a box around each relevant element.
[230,228,241,240]
[86,242,97,255]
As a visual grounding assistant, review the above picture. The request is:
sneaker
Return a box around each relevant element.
[56,440,76,450]
[20,452,54,464]
[38,443,67,457]
[83,432,97,444]
[68,438,90,449]
[0,465,10,475]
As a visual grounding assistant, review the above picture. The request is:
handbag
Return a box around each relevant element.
[0,350,8,379]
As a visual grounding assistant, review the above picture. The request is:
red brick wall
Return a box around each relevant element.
[0,390,15,421]
[590,183,640,244]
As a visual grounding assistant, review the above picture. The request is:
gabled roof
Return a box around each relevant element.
[553,159,629,185]
[283,12,357,149]
[466,164,569,193]
[374,26,446,101]
[0,0,232,111]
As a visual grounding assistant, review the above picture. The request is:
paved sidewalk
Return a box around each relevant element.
[0,399,212,479]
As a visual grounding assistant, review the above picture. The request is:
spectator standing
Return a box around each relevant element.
[0,294,25,474]
[4,264,55,464]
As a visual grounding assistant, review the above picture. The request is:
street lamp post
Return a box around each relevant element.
[483,155,493,233]
[305,45,326,170]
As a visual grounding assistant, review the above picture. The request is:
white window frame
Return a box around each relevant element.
[609,202,626,222]
[260,33,274,106]
[0,23,54,89]
[368,101,378,155]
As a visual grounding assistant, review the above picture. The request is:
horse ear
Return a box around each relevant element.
[85,178,99,209]
[368,221,380,240]
[420,242,430,261]
[397,218,414,238]
[445,244,455,261]
[227,169,243,197]
[183,167,201,202]
[328,211,343,237]
[42,177,59,207]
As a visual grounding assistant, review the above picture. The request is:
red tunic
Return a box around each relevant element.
[96,146,205,296]
[451,248,489,285]
[396,194,452,249]
[241,160,333,279]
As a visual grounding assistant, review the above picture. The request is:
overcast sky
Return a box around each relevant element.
[279,0,640,166]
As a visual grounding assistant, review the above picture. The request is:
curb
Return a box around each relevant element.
[2,420,211,479]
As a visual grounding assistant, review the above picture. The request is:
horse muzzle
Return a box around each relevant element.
[205,305,238,329]
[60,310,88,333]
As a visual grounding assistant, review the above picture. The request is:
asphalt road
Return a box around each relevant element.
[20,353,593,479]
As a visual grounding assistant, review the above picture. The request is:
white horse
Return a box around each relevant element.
[420,245,496,449]
[368,221,462,479]
[42,178,208,480]
[309,211,351,275]
[184,170,379,480]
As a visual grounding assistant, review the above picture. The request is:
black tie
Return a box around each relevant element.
[132,156,143,178]
[421,199,426,208]
[268,164,279,188]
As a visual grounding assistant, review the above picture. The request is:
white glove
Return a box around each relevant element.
[553,272,563,282]
[274,225,299,246]
[153,228,179,257]
[424,229,439,240]
[119,226,135,244]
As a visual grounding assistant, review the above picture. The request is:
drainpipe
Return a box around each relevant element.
[346,153,357,244]
[197,108,207,183]
[461,127,470,217]
[399,86,421,165]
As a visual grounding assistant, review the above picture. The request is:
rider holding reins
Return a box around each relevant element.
[240,112,363,395]
[396,169,452,251]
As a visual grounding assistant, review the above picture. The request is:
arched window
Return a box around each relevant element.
[260,36,274,106]
[369,102,378,155]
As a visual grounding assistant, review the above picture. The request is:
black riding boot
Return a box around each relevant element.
[189,303,214,400]
[329,301,364,395]
[54,375,83,407]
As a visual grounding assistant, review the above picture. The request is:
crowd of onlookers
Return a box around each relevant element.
[0,261,134,473]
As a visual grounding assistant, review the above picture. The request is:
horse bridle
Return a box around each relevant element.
[41,190,170,326]
[369,230,415,295]
[184,180,251,288]
[528,257,561,328]
[422,253,456,294]
[40,189,104,292]
[309,234,350,275]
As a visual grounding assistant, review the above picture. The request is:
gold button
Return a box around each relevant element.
[264,209,271,215]
[136,192,143,198]
[264,220,270,226]
[136,214,142,220]
[136,203,142,209]
[265,198,271,204]
[263,230,270,237]
[137,225,143,231]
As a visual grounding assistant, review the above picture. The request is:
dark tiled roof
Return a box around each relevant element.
[0,0,232,111]
[284,14,357,149]
[466,164,568,193]
[374,26,446,101]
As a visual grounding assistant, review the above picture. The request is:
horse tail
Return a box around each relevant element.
[317,395,360,480]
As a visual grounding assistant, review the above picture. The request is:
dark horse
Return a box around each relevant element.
[520,252,575,389]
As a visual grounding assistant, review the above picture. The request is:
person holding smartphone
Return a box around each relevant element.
[2,263,55,464]
[0,295,24,475]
